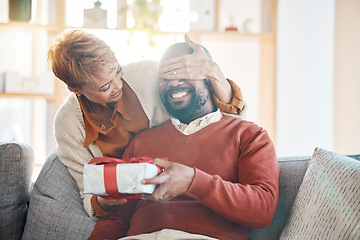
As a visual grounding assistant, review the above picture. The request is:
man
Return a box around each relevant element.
[89,42,279,240]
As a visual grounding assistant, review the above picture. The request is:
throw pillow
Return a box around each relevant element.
[280,148,360,240]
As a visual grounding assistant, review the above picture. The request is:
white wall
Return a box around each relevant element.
[334,0,360,154]
[276,0,335,157]
[205,39,261,123]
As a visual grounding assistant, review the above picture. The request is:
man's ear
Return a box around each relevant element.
[68,86,81,96]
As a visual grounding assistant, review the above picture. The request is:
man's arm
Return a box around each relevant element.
[142,125,279,228]
[190,127,279,228]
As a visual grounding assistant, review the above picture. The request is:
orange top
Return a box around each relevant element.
[79,81,149,158]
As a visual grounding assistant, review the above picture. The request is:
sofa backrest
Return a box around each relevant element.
[0,142,34,240]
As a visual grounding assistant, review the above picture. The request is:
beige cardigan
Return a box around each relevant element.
[54,60,169,219]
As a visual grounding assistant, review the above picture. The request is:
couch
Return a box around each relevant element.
[0,141,359,240]
[0,142,34,240]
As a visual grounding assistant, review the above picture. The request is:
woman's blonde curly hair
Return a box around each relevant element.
[47,29,118,89]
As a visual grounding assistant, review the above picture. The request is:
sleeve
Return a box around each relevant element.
[187,125,279,228]
[54,94,103,219]
[212,79,244,115]
[123,60,170,128]
[88,199,139,240]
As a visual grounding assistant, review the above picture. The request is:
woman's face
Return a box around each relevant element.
[77,63,124,106]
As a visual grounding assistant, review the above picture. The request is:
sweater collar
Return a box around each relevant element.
[170,109,222,135]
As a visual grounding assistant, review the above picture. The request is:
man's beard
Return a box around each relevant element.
[161,86,209,121]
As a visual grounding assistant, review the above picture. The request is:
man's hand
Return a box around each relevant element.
[141,158,195,202]
[158,34,232,103]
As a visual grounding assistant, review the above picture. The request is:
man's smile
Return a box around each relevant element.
[165,87,193,105]
[171,90,189,99]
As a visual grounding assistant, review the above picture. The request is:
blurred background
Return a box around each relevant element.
[0,0,359,179]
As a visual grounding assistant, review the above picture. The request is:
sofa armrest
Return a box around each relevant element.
[0,142,34,240]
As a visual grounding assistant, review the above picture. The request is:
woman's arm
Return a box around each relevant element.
[54,93,103,219]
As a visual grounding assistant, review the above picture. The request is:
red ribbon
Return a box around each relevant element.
[88,156,165,199]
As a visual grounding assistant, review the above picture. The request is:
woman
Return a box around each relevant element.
[48,29,244,219]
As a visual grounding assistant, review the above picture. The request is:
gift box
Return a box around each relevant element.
[83,157,163,199]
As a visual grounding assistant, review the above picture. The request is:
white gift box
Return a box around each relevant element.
[83,162,159,197]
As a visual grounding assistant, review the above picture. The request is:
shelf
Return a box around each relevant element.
[0,21,58,32]
[65,25,127,30]
[188,30,275,40]
[62,27,275,41]
[0,93,56,101]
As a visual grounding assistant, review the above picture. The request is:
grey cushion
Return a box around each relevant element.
[0,142,34,240]
[280,149,360,239]
[22,150,96,240]
[251,156,311,240]
[251,153,360,240]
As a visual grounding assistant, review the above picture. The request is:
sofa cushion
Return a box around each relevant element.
[0,142,34,240]
[22,150,96,240]
[251,155,310,240]
[280,148,360,239]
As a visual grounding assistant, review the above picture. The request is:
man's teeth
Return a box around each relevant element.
[171,91,188,99]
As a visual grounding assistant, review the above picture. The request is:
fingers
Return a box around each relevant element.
[142,159,172,202]
[158,34,208,81]
[158,55,184,72]
[185,34,201,51]
[142,158,171,185]
[97,196,128,209]
[141,170,170,185]
[116,198,128,205]
[158,64,183,80]
[159,34,202,73]
[141,160,195,204]
[153,158,170,168]
[158,58,205,81]
[142,192,167,203]
[158,70,180,80]
[152,187,169,202]
[158,59,180,79]
[142,185,169,202]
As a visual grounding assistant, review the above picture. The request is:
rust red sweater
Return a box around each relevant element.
[90,116,279,240]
